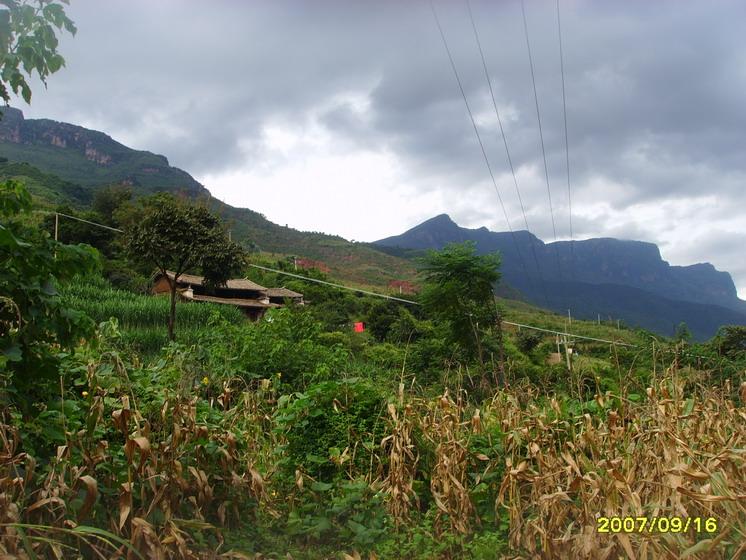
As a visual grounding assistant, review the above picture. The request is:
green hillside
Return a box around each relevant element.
[210,198,417,287]
[0,158,91,207]
[0,108,418,290]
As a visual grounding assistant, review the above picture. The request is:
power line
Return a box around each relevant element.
[247,263,420,305]
[505,320,714,361]
[428,0,534,300]
[503,320,635,347]
[520,0,563,280]
[556,0,575,281]
[464,0,549,307]
[249,263,654,350]
[35,208,713,361]
[35,210,124,233]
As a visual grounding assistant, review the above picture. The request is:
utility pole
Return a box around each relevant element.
[568,308,572,325]
[494,308,506,386]
[597,313,601,325]
[54,212,59,242]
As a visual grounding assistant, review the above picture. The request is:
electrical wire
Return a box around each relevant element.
[520,0,563,279]
[248,263,419,304]
[428,0,534,297]
[464,0,549,306]
[37,209,709,359]
[556,0,575,281]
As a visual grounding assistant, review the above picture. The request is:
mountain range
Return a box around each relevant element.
[1,106,744,340]
[375,214,746,340]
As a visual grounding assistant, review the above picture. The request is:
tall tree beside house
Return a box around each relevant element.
[123,193,245,340]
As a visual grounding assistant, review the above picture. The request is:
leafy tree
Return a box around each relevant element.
[123,193,245,340]
[92,185,132,225]
[713,325,746,359]
[418,241,502,371]
[516,329,543,355]
[0,179,97,412]
[674,321,692,343]
[364,299,400,342]
[0,0,76,106]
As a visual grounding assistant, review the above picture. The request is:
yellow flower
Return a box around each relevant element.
[82,391,89,397]
[201,376,210,386]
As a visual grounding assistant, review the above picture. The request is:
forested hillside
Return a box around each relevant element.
[0,108,417,289]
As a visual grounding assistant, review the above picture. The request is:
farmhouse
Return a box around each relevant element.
[152,271,304,321]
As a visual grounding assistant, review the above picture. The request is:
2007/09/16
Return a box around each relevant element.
[597,516,718,534]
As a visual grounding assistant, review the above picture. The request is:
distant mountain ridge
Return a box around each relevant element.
[375,214,746,339]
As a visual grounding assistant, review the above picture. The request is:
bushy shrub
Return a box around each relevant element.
[198,307,349,390]
[362,342,406,370]
[284,478,389,551]
[515,329,543,354]
[274,378,387,482]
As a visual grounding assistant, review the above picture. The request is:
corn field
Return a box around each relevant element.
[2,353,743,559]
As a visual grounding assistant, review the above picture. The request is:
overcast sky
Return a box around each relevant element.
[14,0,746,297]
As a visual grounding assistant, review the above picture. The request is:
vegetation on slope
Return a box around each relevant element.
[3,181,746,559]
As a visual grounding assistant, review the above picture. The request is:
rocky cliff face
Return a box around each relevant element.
[0,107,204,196]
[375,214,746,338]
[1,107,120,165]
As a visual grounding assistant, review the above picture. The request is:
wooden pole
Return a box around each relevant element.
[54,212,59,241]
[494,308,506,386]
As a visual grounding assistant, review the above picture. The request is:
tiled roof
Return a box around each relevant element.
[266,287,303,298]
[164,271,267,292]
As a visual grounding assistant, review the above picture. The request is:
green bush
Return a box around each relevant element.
[274,378,387,483]
[515,329,543,354]
[362,342,406,370]
[228,307,350,388]
[284,478,389,551]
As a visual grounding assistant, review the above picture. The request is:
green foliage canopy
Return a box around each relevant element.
[0,0,76,105]
[0,179,97,410]
[417,241,501,359]
[714,324,746,360]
